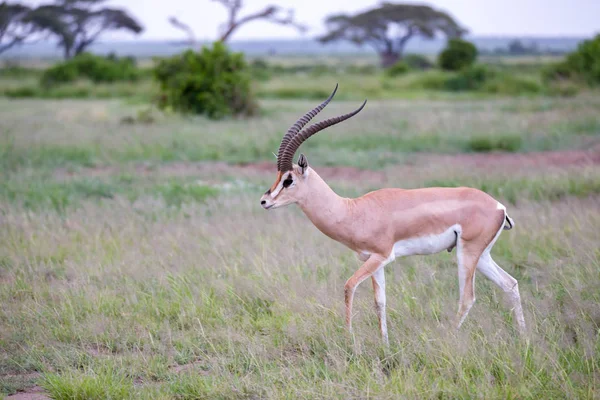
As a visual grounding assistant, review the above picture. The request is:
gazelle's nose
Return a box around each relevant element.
[261,200,266,205]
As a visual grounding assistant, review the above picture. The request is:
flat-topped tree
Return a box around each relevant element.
[0,2,37,54]
[169,0,307,44]
[27,0,143,59]
[318,2,467,67]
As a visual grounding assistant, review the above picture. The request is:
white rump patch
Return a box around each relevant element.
[392,224,462,258]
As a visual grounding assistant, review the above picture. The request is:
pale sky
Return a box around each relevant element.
[22,0,600,41]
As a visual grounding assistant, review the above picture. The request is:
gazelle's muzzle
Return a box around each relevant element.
[260,193,274,209]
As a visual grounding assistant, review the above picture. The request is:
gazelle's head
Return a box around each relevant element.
[260,84,367,210]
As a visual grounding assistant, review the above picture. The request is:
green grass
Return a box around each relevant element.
[425,169,600,205]
[41,365,134,400]
[1,91,600,398]
[0,174,222,212]
[1,94,600,172]
[1,190,599,398]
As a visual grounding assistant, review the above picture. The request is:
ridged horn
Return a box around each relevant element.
[276,83,338,171]
[279,99,367,172]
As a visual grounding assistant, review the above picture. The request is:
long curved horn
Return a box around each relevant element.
[279,99,367,172]
[276,83,338,171]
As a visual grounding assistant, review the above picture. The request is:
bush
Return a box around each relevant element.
[483,74,542,95]
[444,65,491,91]
[438,39,478,71]
[466,134,522,152]
[3,86,39,98]
[153,41,257,119]
[542,34,600,85]
[41,53,140,86]
[403,54,433,70]
[542,62,574,82]
[385,61,410,77]
[41,63,79,86]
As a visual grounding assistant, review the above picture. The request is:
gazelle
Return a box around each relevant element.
[260,84,526,344]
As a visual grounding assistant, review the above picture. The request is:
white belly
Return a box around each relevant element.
[393,224,461,257]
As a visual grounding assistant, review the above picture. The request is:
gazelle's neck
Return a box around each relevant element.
[296,168,351,241]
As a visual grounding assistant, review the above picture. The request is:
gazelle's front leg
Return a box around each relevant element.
[371,267,388,344]
[344,254,391,335]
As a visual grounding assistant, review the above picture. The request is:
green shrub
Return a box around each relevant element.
[3,86,39,98]
[542,61,574,82]
[385,61,410,77]
[542,34,600,85]
[444,65,491,91]
[466,134,522,152]
[40,53,140,86]
[41,62,79,86]
[403,54,434,70]
[438,39,478,71]
[483,74,542,95]
[153,42,258,119]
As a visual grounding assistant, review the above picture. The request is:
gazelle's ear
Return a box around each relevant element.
[298,153,309,176]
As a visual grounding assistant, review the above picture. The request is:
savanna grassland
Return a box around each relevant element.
[1,73,600,399]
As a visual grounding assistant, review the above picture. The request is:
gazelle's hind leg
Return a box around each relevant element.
[455,240,483,329]
[477,252,526,334]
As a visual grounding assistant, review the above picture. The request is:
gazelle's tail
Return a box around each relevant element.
[503,214,515,230]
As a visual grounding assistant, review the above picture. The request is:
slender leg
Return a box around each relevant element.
[371,267,388,345]
[456,242,481,329]
[477,252,526,334]
[344,254,390,333]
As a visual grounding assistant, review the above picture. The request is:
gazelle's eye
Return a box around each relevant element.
[283,177,293,188]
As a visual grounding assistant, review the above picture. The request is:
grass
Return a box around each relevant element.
[1,192,599,398]
[1,92,600,398]
[1,94,600,172]
[0,174,222,212]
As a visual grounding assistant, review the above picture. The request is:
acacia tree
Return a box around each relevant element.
[318,2,467,67]
[28,0,143,59]
[0,2,37,54]
[169,0,306,44]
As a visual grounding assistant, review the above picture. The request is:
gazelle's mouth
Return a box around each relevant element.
[262,203,274,210]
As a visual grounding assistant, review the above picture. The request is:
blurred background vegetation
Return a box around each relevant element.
[1,0,599,119]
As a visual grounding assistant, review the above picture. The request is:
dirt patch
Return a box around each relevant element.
[426,147,600,171]
[2,373,47,400]
[4,387,48,400]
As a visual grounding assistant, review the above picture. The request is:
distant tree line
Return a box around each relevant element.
[0,0,143,58]
[480,39,569,56]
